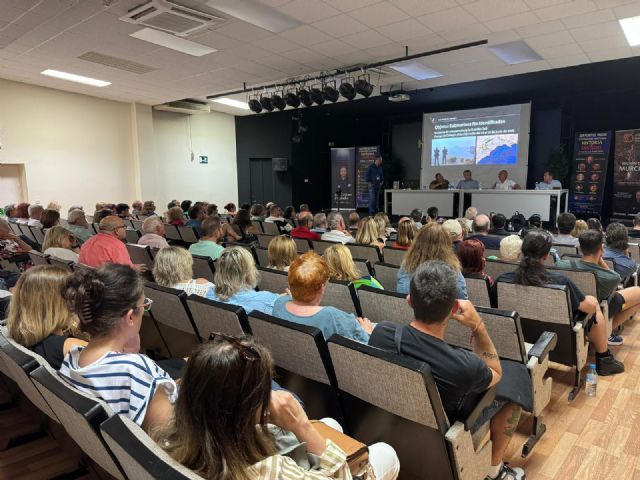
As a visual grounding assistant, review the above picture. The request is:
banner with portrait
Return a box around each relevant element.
[356,145,381,209]
[569,132,611,215]
[612,129,640,218]
[330,148,356,210]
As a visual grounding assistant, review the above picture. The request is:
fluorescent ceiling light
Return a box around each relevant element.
[205,0,302,33]
[211,97,250,110]
[389,61,443,80]
[489,40,542,65]
[40,69,111,87]
[620,16,640,46]
[130,28,216,56]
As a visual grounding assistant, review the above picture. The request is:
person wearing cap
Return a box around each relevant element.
[442,219,463,252]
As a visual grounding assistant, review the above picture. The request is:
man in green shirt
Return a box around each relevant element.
[189,216,224,260]
[554,229,640,346]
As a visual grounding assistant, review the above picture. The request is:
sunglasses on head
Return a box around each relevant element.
[208,332,260,361]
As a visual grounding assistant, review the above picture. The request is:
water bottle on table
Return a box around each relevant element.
[585,363,598,397]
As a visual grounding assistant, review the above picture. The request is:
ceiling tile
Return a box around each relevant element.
[376,18,433,42]
[535,1,598,21]
[312,14,370,37]
[561,9,616,29]
[462,0,531,22]
[523,0,572,7]
[213,22,273,42]
[417,7,478,32]
[342,29,393,49]
[587,46,632,61]
[348,2,410,28]
[570,20,626,41]
[389,0,459,16]
[440,22,490,42]
[526,30,575,49]
[579,34,630,52]
[613,2,640,18]
[403,33,448,52]
[276,0,342,23]
[536,42,584,58]
[251,34,302,53]
[516,19,566,38]
[190,30,245,50]
[484,11,541,32]
[309,39,359,56]
[323,0,384,13]
[595,0,637,7]
[280,25,333,46]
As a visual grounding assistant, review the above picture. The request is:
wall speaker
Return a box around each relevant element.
[272,157,288,172]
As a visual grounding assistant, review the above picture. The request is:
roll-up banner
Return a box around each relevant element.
[330,147,356,210]
[569,132,611,215]
[356,145,381,209]
[612,129,640,219]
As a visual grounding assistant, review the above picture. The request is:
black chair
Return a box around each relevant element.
[251,220,264,233]
[356,285,411,324]
[322,279,359,315]
[255,246,269,267]
[47,256,75,272]
[256,266,289,294]
[484,258,517,280]
[28,250,49,266]
[382,246,406,266]
[292,237,311,252]
[163,223,182,242]
[463,273,493,308]
[372,262,400,292]
[125,228,141,244]
[185,295,250,339]
[177,225,199,243]
[345,243,382,266]
[125,244,154,270]
[256,233,275,248]
[191,254,216,283]
[310,239,336,255]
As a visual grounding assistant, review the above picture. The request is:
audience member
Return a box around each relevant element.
[553,212,579,246]
[571,219,588,238]
[467,214,502,249]
[629,213,640,238]
[42,226,80,262]
[397,223,468,299]
[28,204,44,227]
[206,203,219,217]
[290,211,321,241]
[321,212,354,244]
[324,244,383,290]
[189,216,224,260]
[41,208,61,229]
[355,217,384,251]
[141,201,157,216]
[224,202,236,216]
[456,218,469,237]
[186,205,205,237]
[15,203,30,223]
[167,200,180,210]
[410,208,423,229]
[374,212,394,238]
[538,171,562,190]
[138,217,170,249]
[299,203,310,214]
[528,214,542,229]
[604,222,638,282]
[131,200,143,216]
[0,218,33,262]
[348,211,360,230]
[426,206,439,222]
[66,209,92,243]
[442,219,463,252]
[283,205,296,222]
[115,203,131,219]
[165,206,185,226]
[369,260,523,480]
[498,235,522,262]
[46,201,62,212]
[228,209,259,244]
[267,235,297,271]
[240,203,251,211]
[312,213,328,234]
[587,217,603,233]
[59,264,177,431]
[489,213,508,235]
[3,204,15,219]
[153,247,214,297]
[392,217,417,250]
[93,208,114,224]
[207,247,280,315]
[495,229,623,375]
[461,206,477,232]
[457,239,491,283]
[78,216,143,270]
[272,252,372,342]
[178,200,191,215]
[250,203,266,221]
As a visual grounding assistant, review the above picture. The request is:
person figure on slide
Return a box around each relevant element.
[433,147,440,166]
[442,147,448,165]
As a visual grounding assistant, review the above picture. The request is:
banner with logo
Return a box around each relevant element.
[330,148,356,210]
[356,145,381,209]
[569,132,611,215]
[612,129,640,218]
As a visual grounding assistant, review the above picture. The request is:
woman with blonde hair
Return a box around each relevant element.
[571,219,588,238]
[42,226,80,262]
[323,244,382,290]
[373,213,389,242]
[355,217,385,252]
[267,235,297,271]
[207,246,281,314]
[165,206,185,226]
[7,265,86,369]
[392,217,417,250]
[153,246,214,297]
[396,223,468,299]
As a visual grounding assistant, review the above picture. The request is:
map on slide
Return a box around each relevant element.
[476,134,518,164]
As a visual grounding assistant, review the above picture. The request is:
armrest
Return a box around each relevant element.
[463,385,497,431]
[572,310,592,331]
[527,331,557,363]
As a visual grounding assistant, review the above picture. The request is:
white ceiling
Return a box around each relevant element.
[1,0,640,116]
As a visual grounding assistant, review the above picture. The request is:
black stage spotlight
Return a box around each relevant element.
[284,89,300,108]
[248,96,262,113]
[310,84,325,105]
[271,91,286,110]
[260,94,274,112]
[339,78,356,100]
[298,87,313,107]
[355,74,374,97]
[323,81,339,102]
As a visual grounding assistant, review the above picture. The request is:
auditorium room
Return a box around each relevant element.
[3,0,640,479]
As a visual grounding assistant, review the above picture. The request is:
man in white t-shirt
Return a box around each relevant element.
[492,170,521,190]
[321,211,355,244]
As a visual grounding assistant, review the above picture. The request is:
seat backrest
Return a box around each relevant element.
[346,243,381,265]
[352,258,374,277]
[292,237,311,252]
[496,281,572,324]
[177,225,199,243]
[163,223,182,242]
[484,258,517,280]
[382,246,406,266]
[463,274,492,307]
[630,243,640,263]
[144,283,199,339]
[30,226,45,245]
[547,266,598,298]
[255,246,269,267]
[256,233,274,248]
[9,221,22,236]
[262,222,280,235]
[48,256,74,272]
[19,223,37,243]
[553,244,579,257]
[310,239,335,255]
[186,295,249,338]
[126,244,154,269]
[321,279,358,314]
[251,220,264,233]
[445,307,526,363]
[372,262,400,291]
[357,285,411,324]
[191,254,215,283]
[256,266,289,294]
[92,223,100,235]
[131,219,144,230]
[484,248,500,258]
[30,365,125,479]
[125,228,141,244]
[28,250,49,265]
[101,415,202,480]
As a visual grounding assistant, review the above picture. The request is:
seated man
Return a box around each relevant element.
[321,212,355,244]
[348,211,360,230]
[552,212,579,246]
[27,204,44,227]
[467,214,502,250]
[186,205,205,237]
[189,216,224,260]
[79,216,144,271]
[604,222,638,283]
[489,214,509,236]
[554,229,640,346]
[311,213,328,234]
[138,217,169,249]
[456,170,480,190]
[66,209,93,243]
[369,260,524,480]
[115,203,131,219]
[537,171,562,190]
[629,213,640,239]
[492,170,521,190]
[291,211,321,241]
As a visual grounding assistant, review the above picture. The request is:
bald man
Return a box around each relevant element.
[79,216,145,271]
[492,170,521,190]
[466,214,502,250]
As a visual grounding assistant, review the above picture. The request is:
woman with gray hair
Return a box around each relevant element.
[206,246,282,314]
[152,246,214,297]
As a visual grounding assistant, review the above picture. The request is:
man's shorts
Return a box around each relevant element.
[608,291,625,319]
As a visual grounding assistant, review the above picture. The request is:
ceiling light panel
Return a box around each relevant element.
[489,40,542,65]
[204,0,302,33]
[620,16,640,47]
[40,69,111,87]
[389,61,443,80]
[211,97,249,109]
[130,28,216,56]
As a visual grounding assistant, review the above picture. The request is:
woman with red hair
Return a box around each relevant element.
[457,239,492,285]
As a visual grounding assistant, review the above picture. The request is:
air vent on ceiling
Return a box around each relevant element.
[154,99,211,114]
[78,52,157,74]
[121,0,225,37]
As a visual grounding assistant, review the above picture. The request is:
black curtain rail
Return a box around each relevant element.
[206,39,488,100]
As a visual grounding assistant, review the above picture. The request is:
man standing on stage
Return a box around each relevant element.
[365,155,384,215]
[442,146,448,165]
[433,147,440,166]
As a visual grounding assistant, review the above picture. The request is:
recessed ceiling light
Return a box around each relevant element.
[211,97,250,110]
[204,0,302,33]
[620,16,640,46]
[489,40,542,65]
[389,61,443,80]
[130,28,216,57]
[40,69,111,87]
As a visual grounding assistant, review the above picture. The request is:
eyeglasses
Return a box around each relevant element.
[137,297,153,312]
[208,332,260,361]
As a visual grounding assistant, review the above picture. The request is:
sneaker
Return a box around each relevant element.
[608,333,624,346]
[486,463,526,480]
[596,354,625,376]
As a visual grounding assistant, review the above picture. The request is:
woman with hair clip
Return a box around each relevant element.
[154,336,400,480]
[58,263,178,431]
[494,229,624,376]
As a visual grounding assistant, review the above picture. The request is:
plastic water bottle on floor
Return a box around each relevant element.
[585,364,598,397]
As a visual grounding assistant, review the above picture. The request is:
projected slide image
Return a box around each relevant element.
[431,136,475,166]
[476,134,518,165]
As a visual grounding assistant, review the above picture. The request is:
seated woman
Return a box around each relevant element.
[165,206,186,226]
[224,202,237,216]
[492,234,522,262]
[41,208,61,229]
[392,217,417,250]
[323,244,383,290]
[59,264,178,430]
[457,239,492,285]
[154,337,399,480]
[355,218,385,252]
[225,209,259,244]
[272,252,372,342]
[397,223,468,299]
[207,246,280,314]
[7,265,86,369]
[152,246,214,297]
[373,213,391,242]
[42,226,80,263]
[494,229,623,376]
[267,235,297,271]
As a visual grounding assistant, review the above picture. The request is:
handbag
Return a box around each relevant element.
[310,420,373,478]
